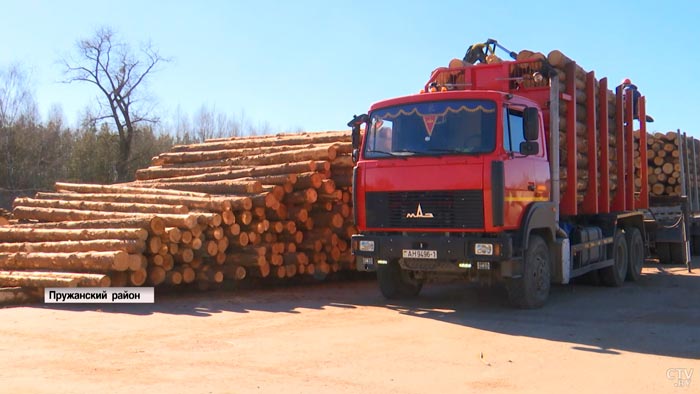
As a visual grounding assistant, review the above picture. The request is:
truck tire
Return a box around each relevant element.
[625,227,644,281]
[506,234,550,309]
[600,229,628,287]
[376,260,422,299]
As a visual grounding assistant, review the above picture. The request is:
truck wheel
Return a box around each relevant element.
[625,227,644,281]
[600,229,628,287]
[506,234,550,309]
[376,260,422,299]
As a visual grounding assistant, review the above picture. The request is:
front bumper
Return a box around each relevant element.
[351,233,520,277]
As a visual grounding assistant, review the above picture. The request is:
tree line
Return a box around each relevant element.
[0,27,278,209]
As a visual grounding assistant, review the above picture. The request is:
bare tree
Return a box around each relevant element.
[0,63,36,128]
[193,104,242,141]
[63,27,166,181]
[0,63,38,196]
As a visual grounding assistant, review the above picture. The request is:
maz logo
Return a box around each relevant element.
[406,203,434,219]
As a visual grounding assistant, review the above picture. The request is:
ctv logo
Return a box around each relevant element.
[667,368,693,388]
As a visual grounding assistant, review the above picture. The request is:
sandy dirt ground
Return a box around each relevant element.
[0,263,698,394]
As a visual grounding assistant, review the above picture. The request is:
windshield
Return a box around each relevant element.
[364,100,497,159]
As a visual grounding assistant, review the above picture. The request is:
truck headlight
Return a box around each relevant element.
[359,240,375,252]
[475,243,493,256]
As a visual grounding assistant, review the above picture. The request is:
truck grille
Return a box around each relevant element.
[365,190,484,229]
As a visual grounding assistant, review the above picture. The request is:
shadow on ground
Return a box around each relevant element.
[20,263,700,360]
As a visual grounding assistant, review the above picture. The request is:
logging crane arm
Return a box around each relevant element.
[463,38,518,64]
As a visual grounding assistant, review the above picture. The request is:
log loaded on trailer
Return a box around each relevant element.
[349,40,691,308]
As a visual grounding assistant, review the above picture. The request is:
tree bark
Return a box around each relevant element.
[142,179,263,194]
[12,216,166,235]
[13,197,188,215]
[11,207,201,229]
[54,182,210,197]
[0,227,149,242]
[35,192,251,212]
[0,251,131,272]
[166,131,350,153]
[0,239,146,254]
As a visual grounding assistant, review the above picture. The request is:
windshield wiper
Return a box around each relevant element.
[367,149,414,158]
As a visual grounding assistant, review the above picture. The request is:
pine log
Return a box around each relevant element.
[152,142,334,166]
[0,272,80,288]
[135,160,318,181]
[225,253,267,267]
[246,261,271,278]
[18,271,108,287]
[128,254,148,271]
[222,265,247,281]
[54,182,209,197]
[11,207,201,229]
[11,217,166,235]
[13,198,188,215]
[148,266,167,286]
[34,192,248,212]
[311,212,344,229]
[168,131,349,152]
[318,190,343,202]
[250,192,280,209]
[165,270,183,285]
[295,172,325,189]
[0,251,130,271]
[0,239,146,254]
[230,232,250,247]
[142,179,263,194]
[221,210,236,225]
[227,223,241,237]
[319,179,336,195]
[662,162,674,175]
[250,174,298,187]
[284,188,318,205]
[0,227,149,242]
[129,269,148,286]
[305,263,315,276]
[153,144,339,168]
[262,185,286,202]
[180,265,196,283]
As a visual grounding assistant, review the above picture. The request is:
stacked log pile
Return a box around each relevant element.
[5,190,231,290]
[1,131,357,300]
[645,131,700,197]
[135,130,356,281]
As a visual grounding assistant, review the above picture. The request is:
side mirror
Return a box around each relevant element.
[351,127,360,150]
[348,114,368,150]
[519,141,539,156]
[523,107,540,141]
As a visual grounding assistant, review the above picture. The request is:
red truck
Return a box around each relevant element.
[349,48,660,308]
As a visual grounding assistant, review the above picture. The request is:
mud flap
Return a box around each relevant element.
[552,238,570,284]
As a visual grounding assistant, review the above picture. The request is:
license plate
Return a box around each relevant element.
[402,249,437,259]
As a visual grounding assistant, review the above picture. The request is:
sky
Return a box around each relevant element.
[1,0,699,137]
